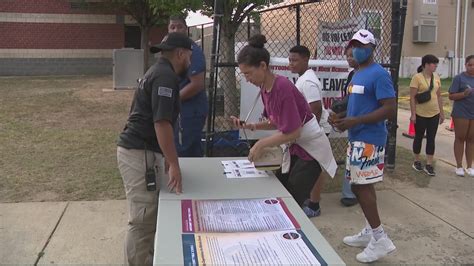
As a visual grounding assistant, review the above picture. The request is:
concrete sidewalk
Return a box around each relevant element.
[397,108,457,167]
[316,160,474,264]
[0,201,127,264]
[1,158,473,264]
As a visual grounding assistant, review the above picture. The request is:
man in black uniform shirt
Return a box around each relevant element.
[116,32,192,266]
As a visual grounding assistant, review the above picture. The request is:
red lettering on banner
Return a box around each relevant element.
[331,67,349,72]
[322,96,343,109]
[324,46,343,56]
[323,97,333,109]
[271,65,289,71]
[318,66,331,72]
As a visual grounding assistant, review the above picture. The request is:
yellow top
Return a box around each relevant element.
[410,72,441,117]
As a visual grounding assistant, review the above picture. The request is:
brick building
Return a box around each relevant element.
[0,0,167,75]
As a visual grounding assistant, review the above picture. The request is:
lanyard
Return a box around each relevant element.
[241,91,262,147]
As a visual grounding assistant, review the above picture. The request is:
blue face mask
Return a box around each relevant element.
[352,47,373,64]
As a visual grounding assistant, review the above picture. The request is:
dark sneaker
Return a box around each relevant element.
[340,197,358,207]
[302,199,321,218]
[412,161,423,172]
[303,199,309,205]
[302,205,321,218]
[424,164,436,176]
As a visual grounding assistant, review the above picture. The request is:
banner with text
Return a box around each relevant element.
[317,16,364,60]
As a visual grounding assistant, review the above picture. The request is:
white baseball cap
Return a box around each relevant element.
[348,29,376,46]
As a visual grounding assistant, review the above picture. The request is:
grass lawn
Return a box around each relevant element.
[397,77,453,117]
[0,76,133,202]
[0,76,431,202]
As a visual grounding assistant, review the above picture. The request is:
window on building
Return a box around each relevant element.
[125,26,141,49]
[69,0,102,10]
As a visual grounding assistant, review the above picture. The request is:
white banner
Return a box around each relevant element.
[239,57,350,140]
[317,16,364,60]
[318,14,384,62]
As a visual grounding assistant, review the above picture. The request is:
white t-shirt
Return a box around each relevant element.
[294,69,331,134]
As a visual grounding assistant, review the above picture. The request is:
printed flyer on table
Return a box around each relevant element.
[182,230,326,265]
[181,198,299,233]
[180,198,327,265]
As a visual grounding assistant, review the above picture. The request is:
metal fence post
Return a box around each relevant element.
[296,5,301,45]
[205,0,223,157]
[386,0,408,169]
[201,24,205,51]
[247,15,251,40]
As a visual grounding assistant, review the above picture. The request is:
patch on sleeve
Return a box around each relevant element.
[157,86,173,98]
[351,85,365,94]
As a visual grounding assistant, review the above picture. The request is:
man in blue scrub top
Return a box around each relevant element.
[168,15,208,157]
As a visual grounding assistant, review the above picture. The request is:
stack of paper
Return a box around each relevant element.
[221,160,269,178]
[181,198,326,265]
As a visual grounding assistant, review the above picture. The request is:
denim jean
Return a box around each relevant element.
[342,175,356,199]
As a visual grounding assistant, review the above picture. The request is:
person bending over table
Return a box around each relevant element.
[230,34,337,209]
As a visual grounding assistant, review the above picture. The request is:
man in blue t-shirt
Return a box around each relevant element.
[168,15,208,157]
[329,29,397,263]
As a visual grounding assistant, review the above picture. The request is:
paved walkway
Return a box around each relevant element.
[397,108,457,167]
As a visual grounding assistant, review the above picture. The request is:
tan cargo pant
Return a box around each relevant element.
[117,146,164,266]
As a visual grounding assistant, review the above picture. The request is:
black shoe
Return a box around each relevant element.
[424,164,436,176]
[340,197,358,207]
[412,161,423,172]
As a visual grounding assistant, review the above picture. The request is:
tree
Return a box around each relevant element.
[200,0,282,127]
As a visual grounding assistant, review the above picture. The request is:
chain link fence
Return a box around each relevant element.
[190,0,405,164]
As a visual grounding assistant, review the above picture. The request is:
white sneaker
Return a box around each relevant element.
[356,235,396,263]
[455,168,465,177]
[467,168,474,177]
[343,228,372,247]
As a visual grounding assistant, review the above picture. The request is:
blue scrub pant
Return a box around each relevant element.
[174,115,206,157]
